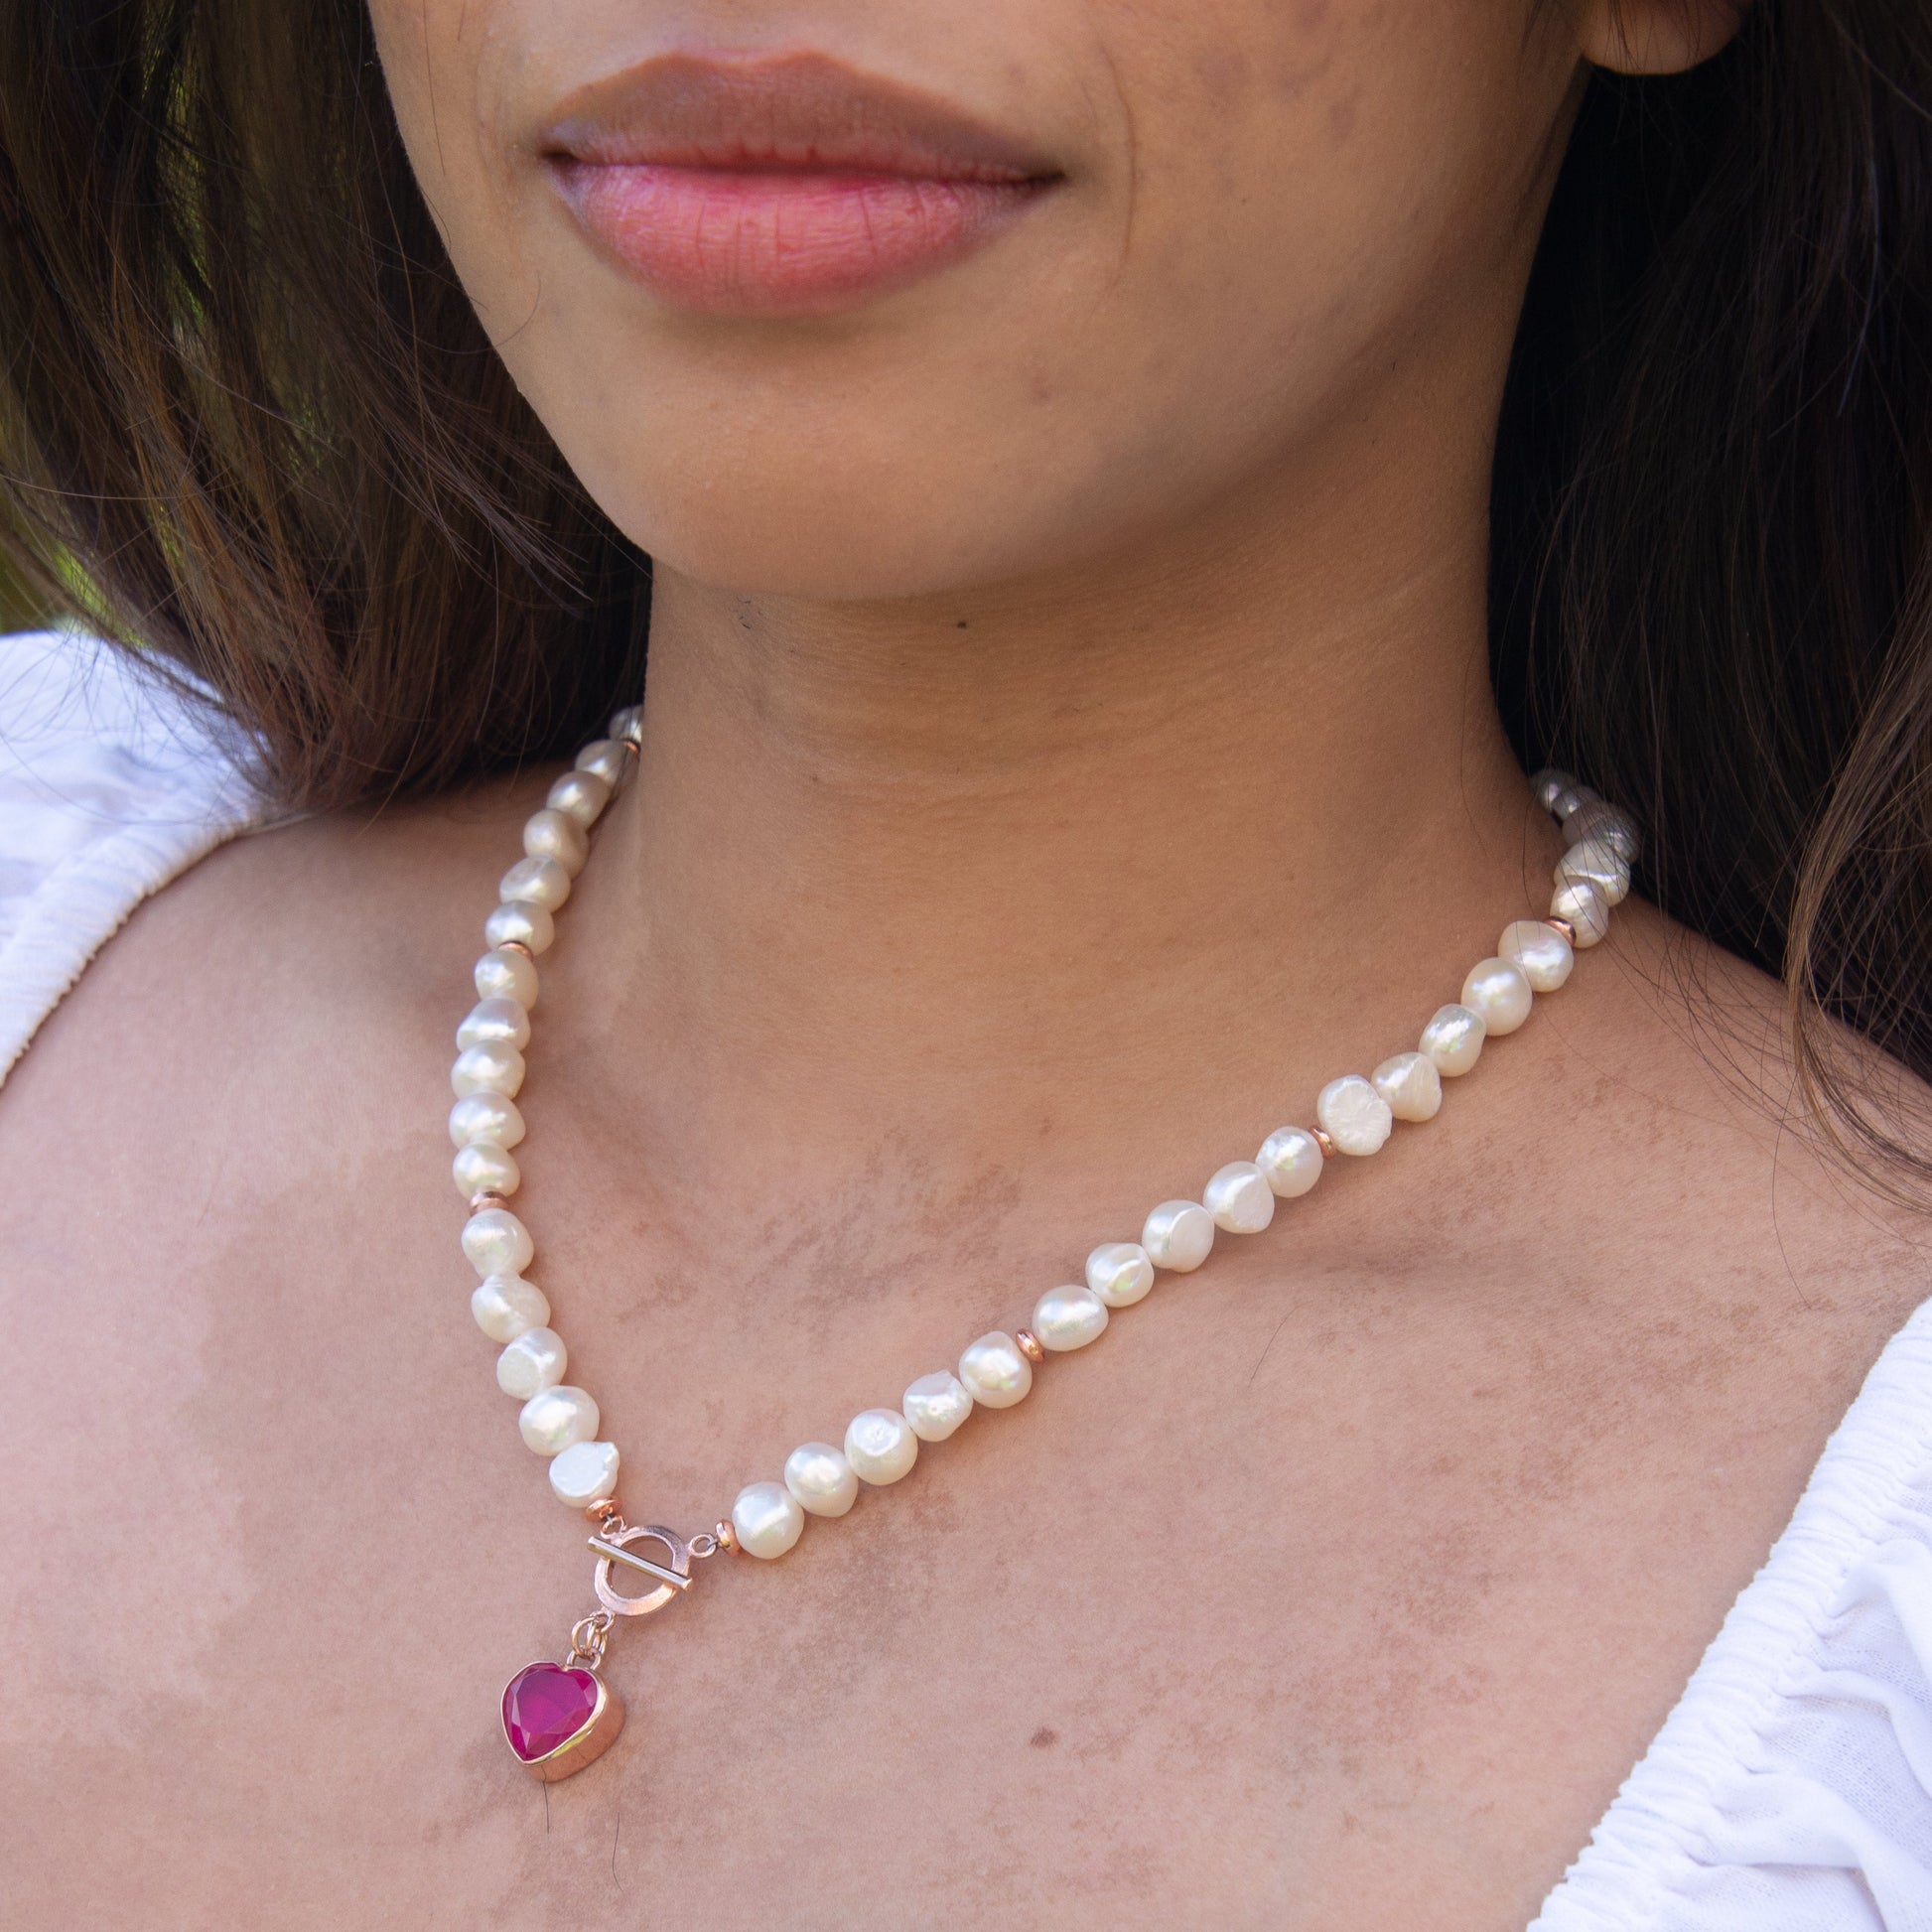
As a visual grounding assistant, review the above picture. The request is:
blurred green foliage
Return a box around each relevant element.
[0,541,52,633]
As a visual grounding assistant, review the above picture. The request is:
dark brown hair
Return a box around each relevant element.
[0,4,1929,1187]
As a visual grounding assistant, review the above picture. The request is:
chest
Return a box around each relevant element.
[4,1066,1880,1931]
[2,858,1914,1927]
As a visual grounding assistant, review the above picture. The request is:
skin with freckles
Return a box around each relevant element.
[5,0,1926,1926]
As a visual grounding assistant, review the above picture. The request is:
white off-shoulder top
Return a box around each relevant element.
[4,626,1931,1929]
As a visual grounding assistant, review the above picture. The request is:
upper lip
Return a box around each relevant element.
[540,49,1060,185]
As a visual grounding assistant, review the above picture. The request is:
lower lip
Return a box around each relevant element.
[553,163,1043,317]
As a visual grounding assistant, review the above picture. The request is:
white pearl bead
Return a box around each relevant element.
[1555,837,1628,906]
[844,1409,919,1485]
[449,1090,525,1150]
[1316,1074,1394,1156]
[1142,1200,1214,1271]
[902,1370,975,1441]
[498,855,571,911]
[518,1384,600,1455]
[1565,799,1639,866]
[608,704,643,743]
[1419,1004,1485,1076]
[1530,767,1575,814]
[1500,918,1574,993]
[453,1140,519,1199]
[1256,1127,1324,1198]
[452,1040,525,1099]
[549,1440,620,1507]
[575,739,630,788]
[784,1443,859,1517]
[475,947,539,1010]
[1372,1051,1443,1122]
[959,1331,1033,1408]
[546,768,613,830]
[1085,1242,1156,1307]
[1202,1161,1275,1234]
[1552,782,1600,823]
[1032,1284,1109,1351]
[457,997,531,1052]
[472,1273,550,1342]
[484,899,555,955]
[1552,878,1611,947]
[497,1325,567,1399]
[523,807,590,879]
[732,1480,804,1559]
[1461,956,1534,1035]
[464,1205,534,1277]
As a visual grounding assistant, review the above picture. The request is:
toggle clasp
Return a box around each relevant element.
[589,1521,697,1618]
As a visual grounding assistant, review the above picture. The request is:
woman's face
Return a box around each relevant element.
[370,1,1583,601]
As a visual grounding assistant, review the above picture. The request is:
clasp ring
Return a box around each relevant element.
[589,1522,694,1618]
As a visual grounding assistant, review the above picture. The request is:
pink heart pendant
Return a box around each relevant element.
[501,1662,625,1780]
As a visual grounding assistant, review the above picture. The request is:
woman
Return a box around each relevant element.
[2,0,1929,1923]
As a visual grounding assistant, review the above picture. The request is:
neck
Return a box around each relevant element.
[569,418,1547,1203]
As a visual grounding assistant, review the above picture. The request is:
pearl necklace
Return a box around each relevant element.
[452,708,1636,1780]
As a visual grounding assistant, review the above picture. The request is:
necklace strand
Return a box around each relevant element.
[454,709,1637,1776]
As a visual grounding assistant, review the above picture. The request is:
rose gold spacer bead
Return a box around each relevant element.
[1015,1328,1045,1365]
[584,1498,621,1526]
[496,939,535,961]
[468,1190,510,1215]
[1545,916,1577,946]
[715,1520,740,1555]
[1311,1127,1337,1160]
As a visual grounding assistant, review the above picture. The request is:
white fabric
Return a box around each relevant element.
[3,624,1931,1927]
[0,628,260,1081]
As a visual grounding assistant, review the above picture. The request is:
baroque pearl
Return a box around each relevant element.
[1500,918,1574,993]
[519,1384,600,1455]
[453,1140,519,1199]
[1373,1052,1443,1122]
[452,1040,525,1100]
[1256,1127,1324,1198]
[475,947,538,1010]
[1555,837,1629,906]
[523,807,590,879]
[784,1443,859,1517]
[1316,1074,1393,1156]
[498,855,571,911]
[497,1325,567,1399]
[464,1206,534,1277]
[1419,1004,1485,1076]
[902,1370,974,1441]
[1552,877,1611,947]
[575,739,630,787]
[1085,1242,1155,1307]
[1033,1284,1109,1351]
[458,997,530,1052]
[1552,782,1600,823]
[1461,957,1533,1036]
[1143,1200,1214,1271]
[549,1440,620,1507]
[450,1090,525,1150]
[484,899,555,955]
[959,1331,1033,1408]
[1529,767,1574,814]
[1565,799,1639,866]
[732,1479,804,1559]
[472,1273,550,1343]
[546,768,612,829]
[845,1409,919,1485]
[1203,1161,1275,1234]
